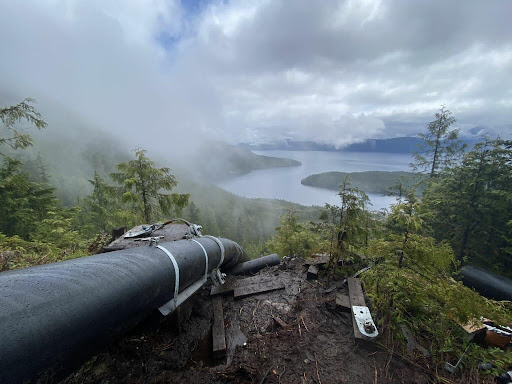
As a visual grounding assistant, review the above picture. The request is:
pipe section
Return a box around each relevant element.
[227,254,280,275]
[460,265,512,301]
[0,237,246,383]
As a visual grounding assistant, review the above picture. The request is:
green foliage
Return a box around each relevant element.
[421,139,512,273]
[413,106,465,178]
[110,147,189,223]
[318,178,370,265]
[77,171,133,236]
[266,212,319,257]
[0,98,47,154]
[362,261,512,371]
[0,232,87,272]
[32,207,83,250]
[0,157,57,239]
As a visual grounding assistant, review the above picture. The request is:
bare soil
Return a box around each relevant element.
[60,258,432,384]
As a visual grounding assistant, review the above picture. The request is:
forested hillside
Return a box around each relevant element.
[0,99,319,270]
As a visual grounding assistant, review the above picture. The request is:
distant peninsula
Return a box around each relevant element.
[196,142,301,181]
[301,171,422,194]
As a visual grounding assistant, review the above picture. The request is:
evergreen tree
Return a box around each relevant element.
[110,147,189,223]
[0,157,57,239]
[335,177,370,256]
[413,106,465,178]
[386,190,424,267]
[421,139,512,273]
[80,171,117,234]
[185,201,200,223]
[267,211,317,257]
[0,98,47,154]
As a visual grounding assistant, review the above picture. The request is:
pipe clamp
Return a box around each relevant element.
[156,245,180,313]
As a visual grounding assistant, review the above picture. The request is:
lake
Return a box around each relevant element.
[215,150,413,210]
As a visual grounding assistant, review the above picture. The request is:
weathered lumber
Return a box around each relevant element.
[233,279,285,299]
[212,296,226,359]
[210,275,276,296]
[347,277,367,341]
[335,293,351,313]
[210,278,237,296]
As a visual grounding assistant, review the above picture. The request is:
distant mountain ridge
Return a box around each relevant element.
[243,137,477,154]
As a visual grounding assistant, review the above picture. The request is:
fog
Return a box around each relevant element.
[0,0,510,162]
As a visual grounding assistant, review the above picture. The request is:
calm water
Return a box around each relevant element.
[215,150,413,210]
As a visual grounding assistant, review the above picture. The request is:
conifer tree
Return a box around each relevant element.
[110,147,189,223]
[0,98,46,154]
[413,106,465,178]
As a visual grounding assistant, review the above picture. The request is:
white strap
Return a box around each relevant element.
[191,239,209,283]
[202,236,225,268]
[156,245,180,309]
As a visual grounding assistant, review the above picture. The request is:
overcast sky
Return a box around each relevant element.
[0,0,511,149]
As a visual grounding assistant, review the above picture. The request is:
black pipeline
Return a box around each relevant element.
[460,265,512,301]
[228,253,280,275]
[0,237,246,383]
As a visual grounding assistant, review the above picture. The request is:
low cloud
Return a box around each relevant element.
[0,0,510,154]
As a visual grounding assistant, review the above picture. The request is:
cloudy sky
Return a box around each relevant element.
[0,0,511,149]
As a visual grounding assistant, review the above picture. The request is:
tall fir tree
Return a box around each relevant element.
[110,147,189,223]
[413,106,465,178]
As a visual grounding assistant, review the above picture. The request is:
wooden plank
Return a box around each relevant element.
[335,293,351,313]
[347,277,366,341]
[233,279,285,299]
[211,296,226,359]
[210,275,276,296]
[210,279,236,296]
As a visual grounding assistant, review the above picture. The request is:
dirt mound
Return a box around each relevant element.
[61,258,430,384]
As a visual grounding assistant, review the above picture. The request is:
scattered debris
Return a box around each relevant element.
[459,317,512,348]
[400,324,430,358]
[306,265,318,280]
[497,370,512,384]
[444,345,470,373]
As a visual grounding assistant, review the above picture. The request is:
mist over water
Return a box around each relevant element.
[216,150,413,210]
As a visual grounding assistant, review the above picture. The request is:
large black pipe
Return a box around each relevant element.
[227,253,280,275]
[460,265,512,301]
[0,237,246,383]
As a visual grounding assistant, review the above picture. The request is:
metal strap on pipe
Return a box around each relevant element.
[202,235,224,268]
[156,245,180,312]
[191,239,209,283]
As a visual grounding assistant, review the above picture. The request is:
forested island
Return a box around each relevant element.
[301,170,421,194]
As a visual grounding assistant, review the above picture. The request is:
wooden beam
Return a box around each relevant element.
[233,279,285,299]
[210,275,278,296]
[211,296,226,359]
[347,277,366,341]
[335,293,351,313]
